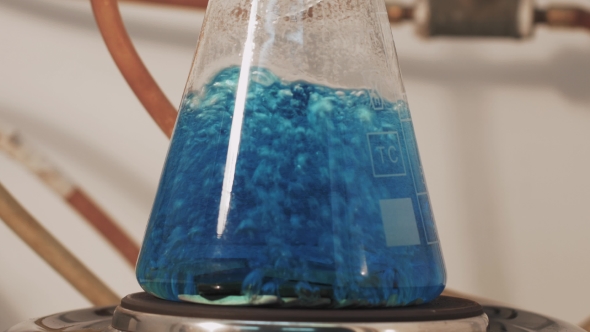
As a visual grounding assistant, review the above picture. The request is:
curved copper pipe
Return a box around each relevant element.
[91,0,178,138]
[387,4,413,23]
[536,6,590,31]
[547,7,590,30]
[121,0,208,8]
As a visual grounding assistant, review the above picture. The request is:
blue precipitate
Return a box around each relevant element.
[136,67,445,307]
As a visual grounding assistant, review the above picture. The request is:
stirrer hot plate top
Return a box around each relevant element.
[7,293,586,332]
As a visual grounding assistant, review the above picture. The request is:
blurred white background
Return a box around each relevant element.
[1,0,589,330]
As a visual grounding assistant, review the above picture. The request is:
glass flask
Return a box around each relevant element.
[136,0,446,307]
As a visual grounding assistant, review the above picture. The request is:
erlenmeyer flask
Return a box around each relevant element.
[136,0,446,307]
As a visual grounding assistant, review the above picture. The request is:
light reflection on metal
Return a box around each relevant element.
[198,322,225,332]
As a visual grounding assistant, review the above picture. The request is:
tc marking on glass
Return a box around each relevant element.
[367,132,407,177]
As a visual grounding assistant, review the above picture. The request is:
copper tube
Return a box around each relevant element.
[0,126,140,267]
[120,0,208,9]
[91,0,178,138]
[387,4,413,23]
[546,6,590,30]
[536,6,590,31]
[0,182,120,306]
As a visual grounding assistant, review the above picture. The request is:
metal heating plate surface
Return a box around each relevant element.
[5,293,585,332]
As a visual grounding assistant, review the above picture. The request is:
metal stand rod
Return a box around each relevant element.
[0,181,120,306]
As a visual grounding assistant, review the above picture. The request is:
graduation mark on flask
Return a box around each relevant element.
[363,70,384,110]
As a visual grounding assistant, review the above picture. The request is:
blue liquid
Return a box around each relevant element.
[136,67,445,307]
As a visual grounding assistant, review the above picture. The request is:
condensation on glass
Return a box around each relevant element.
[136,0,446,307]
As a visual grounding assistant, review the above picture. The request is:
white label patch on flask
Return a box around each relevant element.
[380,198,421,247]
